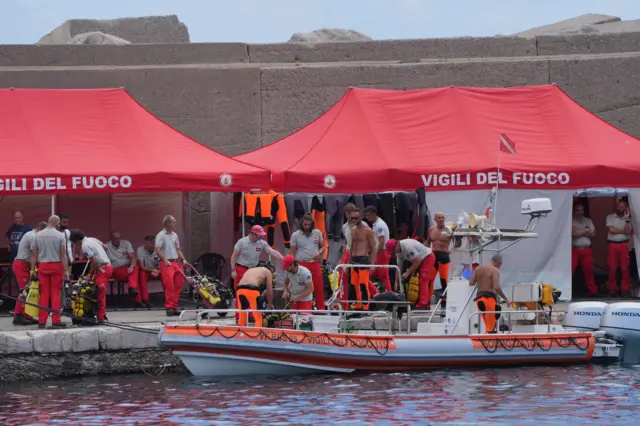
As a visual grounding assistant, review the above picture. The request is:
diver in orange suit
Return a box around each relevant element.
[468,255,511,334]
[236,264,275,327]
[240,192,291,249]
[427,212,453,306]
[348,207,377,310]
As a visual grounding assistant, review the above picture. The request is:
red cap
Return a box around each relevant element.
[251,225,266,237]
[282,255,295,270]
[385,239,397,252]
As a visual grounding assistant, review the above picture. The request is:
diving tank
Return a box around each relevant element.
[599,302,640,364]
[562,301,608,331]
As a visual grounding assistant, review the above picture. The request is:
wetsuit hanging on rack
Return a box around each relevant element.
[239,192,291,248]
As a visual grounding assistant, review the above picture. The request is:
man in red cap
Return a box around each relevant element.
[230,225,283,288]
[282,255,315,311]
[387,238,435,309]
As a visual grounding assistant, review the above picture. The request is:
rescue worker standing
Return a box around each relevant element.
[427,212,453,305]
[106,231,139,300]
[282,255,314,311]
[572,203,597,296]
[388,238,436,310]
[12,221,47,326]
[31,215,69,329]
[349,208,377,310]
[606,199,632,297]
[364,205,391,291]
[70,230,113,324]
[468,255,511,334]
[290,213,326,311]
[155,215,186,316]
[230,225,283,287]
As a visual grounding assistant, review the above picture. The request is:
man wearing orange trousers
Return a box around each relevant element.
[12,222,47,325]
[31,215,69,329]
[70,230,113,324]
[290,213,326,311]
[389,238,435,310]
[155,215,186,317]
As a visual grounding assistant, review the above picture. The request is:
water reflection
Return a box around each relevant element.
[0,365,638,425]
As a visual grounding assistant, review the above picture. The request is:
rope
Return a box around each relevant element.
[477,335,590,353]
[192,323,391,356]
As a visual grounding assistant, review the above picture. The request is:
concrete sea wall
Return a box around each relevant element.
[2,32,640,257]
[0,323,185,382]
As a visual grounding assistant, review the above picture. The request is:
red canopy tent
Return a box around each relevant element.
[235,85,640,193]
[0,88,270,195]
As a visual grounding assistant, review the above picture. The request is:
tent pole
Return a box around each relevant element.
[51,195,56,215]
[241,192,246,238]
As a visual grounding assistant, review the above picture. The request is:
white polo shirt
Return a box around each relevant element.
[82,237,111,266]
[285,265,313,302]
[371,217,390,249]
[397,239,432,263]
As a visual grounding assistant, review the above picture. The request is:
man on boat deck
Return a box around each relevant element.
[282,255,314,312]
[468,255,511,334]
[349,207,377,310]
[290,213,326,310]
[236,264,275,327]
[389,238,435,310]
[427,212,453,306]
[230,225,283,287]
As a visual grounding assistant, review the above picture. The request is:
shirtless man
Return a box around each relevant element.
[349,207,377,310]
[427,212,453,304]
[236,264,275,327]
[468,255,510,334]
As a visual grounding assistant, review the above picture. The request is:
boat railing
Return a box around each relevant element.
[327,263,404,307]
[176,302,412,335]
[467,308,560,335]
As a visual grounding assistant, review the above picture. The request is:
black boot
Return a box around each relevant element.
[12,314,33,326]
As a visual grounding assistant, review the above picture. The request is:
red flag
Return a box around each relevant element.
[500,133,516,155]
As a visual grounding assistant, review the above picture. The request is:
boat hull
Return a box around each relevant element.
[159,325,596,377]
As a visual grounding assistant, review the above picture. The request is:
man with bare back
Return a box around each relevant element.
[428,212,453,305]
[469,255,510,333]
[236,264,275,327]
[349,207,377,310]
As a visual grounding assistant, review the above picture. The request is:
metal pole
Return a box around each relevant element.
[241,192,246,238]
[51,195,56,215]
[494,150,502,251]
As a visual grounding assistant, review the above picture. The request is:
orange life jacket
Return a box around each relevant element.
[239,191,291,248]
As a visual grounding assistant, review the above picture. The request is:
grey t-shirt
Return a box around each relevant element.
[606,213,631,242]
[106,240,135,268]
[33,227,65,263]
[137,246,160,270]
[234,236,270,268]
[155,230,180,260]
[285,265,313,302]
[15,230,36,262]
[572,217,594,248]
[398,239,432,263]
[291,229,323,261]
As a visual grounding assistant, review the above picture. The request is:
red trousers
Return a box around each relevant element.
[94,265,113,321]
[299,261,325,311]
[290,300,313,311]
[608,243,630,293]
[111,265,139,291]
[37,262,64,325]
[137,270,159,302]
[233,265,249,288]
[160,261,184,309]
[416,253,436,309]
[12,259,31,317]
[572,247,597,295]
[373,251,392,291]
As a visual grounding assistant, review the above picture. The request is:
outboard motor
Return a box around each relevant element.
[599,302,640,364]
[562,301,608,331]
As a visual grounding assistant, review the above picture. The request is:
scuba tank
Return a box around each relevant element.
[407,273,420,305]
[24,270,40,319]
[196,276,223,307]
[70,277,98,325]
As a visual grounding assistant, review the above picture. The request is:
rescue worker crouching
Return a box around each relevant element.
[468,255,511,334]
[388,238,435,310]
[282,255,314,312]
[69,230,113,325]
[236,263,275,327]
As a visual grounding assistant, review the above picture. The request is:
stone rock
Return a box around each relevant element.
[38,15,189,45]
[514,13,621,37]
[288,28,372,43]
[98,327,123,350]
[69,31,130,45]
[71,328,100,352]
[0,331,33,354]
[29,329,74,353]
